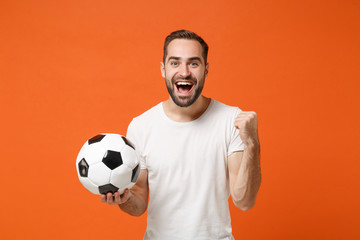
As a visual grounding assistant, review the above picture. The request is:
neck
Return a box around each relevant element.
[163,95,211,122]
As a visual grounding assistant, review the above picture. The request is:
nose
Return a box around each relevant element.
[178,64,191,78]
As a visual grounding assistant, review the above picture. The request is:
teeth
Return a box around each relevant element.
[176,82,192,86]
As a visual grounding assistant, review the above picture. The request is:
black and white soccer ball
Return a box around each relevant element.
[76,133,140,195]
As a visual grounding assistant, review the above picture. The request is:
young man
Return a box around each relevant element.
[101,30,261,240]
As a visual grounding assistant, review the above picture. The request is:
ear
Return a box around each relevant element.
[160,62,165,78]
[205,62,209,78]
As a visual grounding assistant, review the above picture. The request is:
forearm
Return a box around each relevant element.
[232,142,261,211]
[118,190,147,216]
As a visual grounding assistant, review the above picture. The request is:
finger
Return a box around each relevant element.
[113,191,121,204]
[236,115,255,120]
[234,119,246,124]
[235,116,257,124]
[106,192,114,205]
[236,112,257,118]
[234,119,247,127]
[235,117,250,123]
[100,194,106,203]
[238,111,257,115]
[120,189,130,204]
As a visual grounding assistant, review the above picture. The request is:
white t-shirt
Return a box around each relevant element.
[127,99,244,240]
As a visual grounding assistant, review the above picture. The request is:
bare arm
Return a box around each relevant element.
[228,111,261,211]
[228,146,261,211]
[101,169,149,216]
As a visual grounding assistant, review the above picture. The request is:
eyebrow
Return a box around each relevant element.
[167,56,203,63]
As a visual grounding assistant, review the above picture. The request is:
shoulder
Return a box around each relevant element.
[128,103,162,132]
[210,99,242,117]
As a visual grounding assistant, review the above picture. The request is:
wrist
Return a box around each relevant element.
[244,139,260,149]
[244,139,260,152]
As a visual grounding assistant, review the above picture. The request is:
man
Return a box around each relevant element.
[101,30,261,240]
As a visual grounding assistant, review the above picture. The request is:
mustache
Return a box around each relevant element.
[171,75,197,84]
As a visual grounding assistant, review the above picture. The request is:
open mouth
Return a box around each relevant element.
[175,81,194,94]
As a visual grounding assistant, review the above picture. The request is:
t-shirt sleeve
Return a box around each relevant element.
[228,107,244,155]
[126,119,147,170]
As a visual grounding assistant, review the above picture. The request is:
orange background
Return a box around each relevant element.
[1,0,359,239]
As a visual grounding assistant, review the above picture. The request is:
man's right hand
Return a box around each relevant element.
[100,189,132,205]
[99,169,148,216]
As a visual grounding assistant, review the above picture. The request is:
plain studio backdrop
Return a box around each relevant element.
[0,0,359,239]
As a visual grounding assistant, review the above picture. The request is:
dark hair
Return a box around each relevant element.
[163,29,209,63]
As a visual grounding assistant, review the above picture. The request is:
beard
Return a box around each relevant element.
[165,74,205,107]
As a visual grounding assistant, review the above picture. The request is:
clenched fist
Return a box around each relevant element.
[234,111,259,147]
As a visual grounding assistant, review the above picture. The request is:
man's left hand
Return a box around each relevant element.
[234,111,259,146]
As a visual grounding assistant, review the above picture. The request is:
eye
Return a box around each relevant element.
[189,62,199,67]
[170,61,179,66]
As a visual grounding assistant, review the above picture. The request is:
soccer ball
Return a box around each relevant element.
[76,133,140,195]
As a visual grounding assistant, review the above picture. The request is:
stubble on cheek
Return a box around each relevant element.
[165,73,204,108]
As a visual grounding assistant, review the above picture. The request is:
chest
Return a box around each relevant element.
[143,119,230,183]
